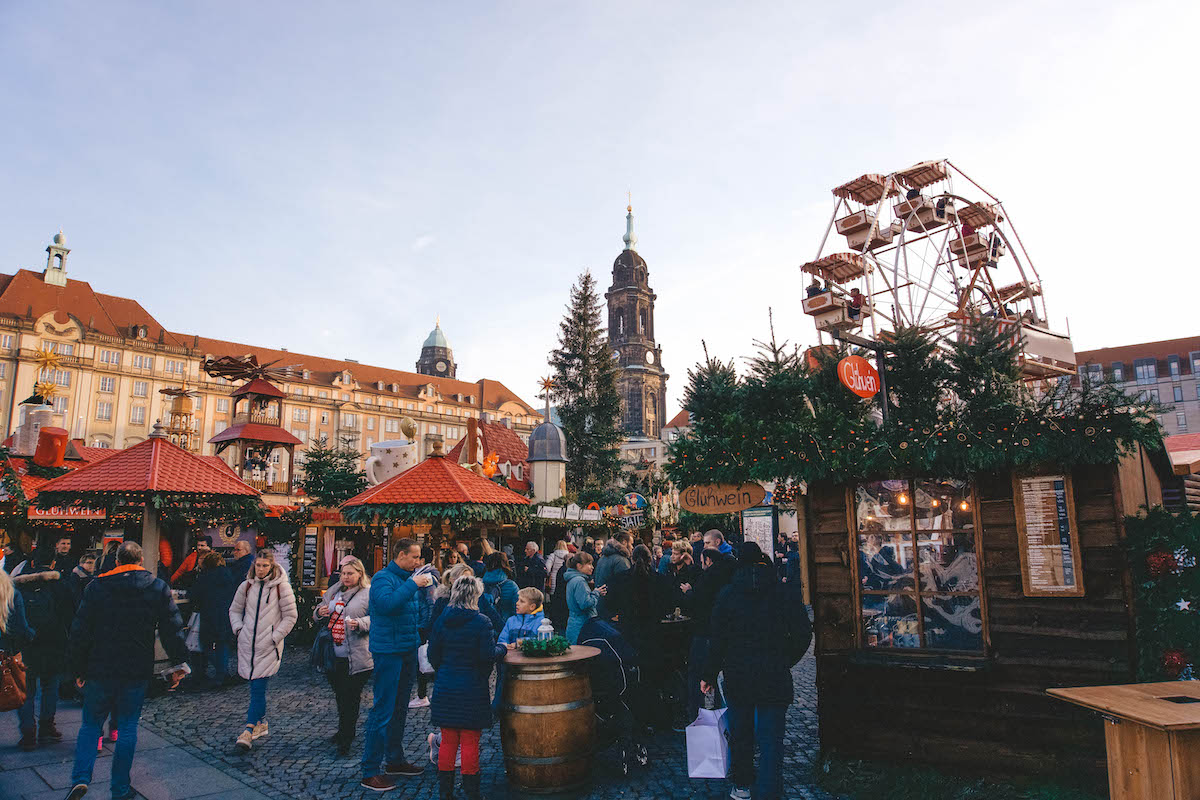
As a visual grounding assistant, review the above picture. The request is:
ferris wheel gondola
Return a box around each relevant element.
[799,159,1076,381]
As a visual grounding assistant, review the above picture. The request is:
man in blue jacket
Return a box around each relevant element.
[360,538,434,792]
[65,542,189,800]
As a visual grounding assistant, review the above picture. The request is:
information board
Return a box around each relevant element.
[1013,474,1084,597]
[741,506,776,557]
[301,527,319,587]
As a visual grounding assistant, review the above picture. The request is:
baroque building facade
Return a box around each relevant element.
[0,233,540,500]
[605,207,669,470]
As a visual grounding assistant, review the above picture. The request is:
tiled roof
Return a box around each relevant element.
[0,270,539,418]
[201,455,239,476]
[664,409,690,429]
[1165,433,1200,453]
[231,378,286,398]
[209,422,304,446]
[445,420,529,469]
[342,454,530,508]
[6,455,95,501]
[37,436,259,496]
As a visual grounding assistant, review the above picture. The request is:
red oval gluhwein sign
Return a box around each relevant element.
[838,355,880,398]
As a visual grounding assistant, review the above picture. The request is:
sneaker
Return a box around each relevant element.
[66,784,89,800]
[96,736,104,753]
[360,776,397,792]
[39,723,64,743]
[251,720,268,740]
[384,760,424,777]
[235,728,253,752]
[109,729,118,742]
[407,696,430,709]
[730,788,751,800]
[18,732,37,751]
[427,732,439,764]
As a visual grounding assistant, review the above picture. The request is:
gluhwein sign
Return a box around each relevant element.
[837,355,880,398]
[680,483,767,515]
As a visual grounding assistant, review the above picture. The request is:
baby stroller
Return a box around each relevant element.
[578,618,649,776]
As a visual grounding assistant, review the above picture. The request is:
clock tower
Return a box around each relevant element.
[416,320,456,378]
[606,205,668,439]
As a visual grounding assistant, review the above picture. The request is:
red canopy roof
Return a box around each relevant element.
[342,454,530,509]
[231,378,286,398]
[209,422,303,447]
[37,436,260,497]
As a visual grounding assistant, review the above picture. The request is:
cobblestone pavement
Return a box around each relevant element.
[135,644,832,800]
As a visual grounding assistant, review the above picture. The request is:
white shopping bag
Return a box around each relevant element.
[686,707,731,778]
[417,642,434,674]
[184,612,201,653]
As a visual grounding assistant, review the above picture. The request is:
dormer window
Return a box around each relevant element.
[302,369,311,380]
[391,383,399,393]
[376,380,384,391]
[342,371,352,385]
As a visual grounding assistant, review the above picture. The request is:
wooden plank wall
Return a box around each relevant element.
[809,464,1135,779]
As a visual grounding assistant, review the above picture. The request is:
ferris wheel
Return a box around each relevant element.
[799,159,1076,380]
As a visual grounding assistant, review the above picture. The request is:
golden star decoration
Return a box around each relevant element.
[34,350,63,372]
[539,376,556,393]
[34,381,60,400]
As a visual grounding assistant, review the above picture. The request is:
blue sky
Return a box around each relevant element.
[2,1,1197,415]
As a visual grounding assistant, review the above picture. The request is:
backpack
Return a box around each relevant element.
[548,563,570,632]
[21,577,59,635]
[486,580,503,604]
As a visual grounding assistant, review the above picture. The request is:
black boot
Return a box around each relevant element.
[462,773,481,800]
[438,770,456,799]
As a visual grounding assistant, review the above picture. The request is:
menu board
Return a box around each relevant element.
[1014,475,1084,597]
[741,506,776,557]
[301,527,319,587]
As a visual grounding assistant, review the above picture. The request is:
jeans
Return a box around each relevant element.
[18,672,60,735]
[213,640,231,680]
[71,679,147,799]
[726,702,787,799]
[246,677,269,725]
[326,657,371,743]
[360,649,418,779]
[687,637,723,722]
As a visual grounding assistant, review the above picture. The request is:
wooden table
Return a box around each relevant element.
[1048,681,1200,799]
[501,645,600,794]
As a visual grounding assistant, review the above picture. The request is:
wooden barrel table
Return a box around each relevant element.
[500,645,600,794]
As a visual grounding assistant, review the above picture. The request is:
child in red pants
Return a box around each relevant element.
[429,574,504,799]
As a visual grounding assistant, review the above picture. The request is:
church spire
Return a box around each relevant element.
[622,201,637,251]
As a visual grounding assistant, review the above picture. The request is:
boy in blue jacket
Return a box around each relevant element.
[497,588,545,646]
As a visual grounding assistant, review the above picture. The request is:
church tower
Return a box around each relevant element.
[416,319,456,378]
[44,231,69,287]
[606,205,668,439]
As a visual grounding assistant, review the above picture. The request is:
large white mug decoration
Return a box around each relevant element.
[365,439,419,485]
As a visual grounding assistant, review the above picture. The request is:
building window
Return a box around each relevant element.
[318,390,329,399]
[407,403,415,410]
[130,406,146,425]
[213,420,227,434]
[41,368,71,387]
[99,376,115,393]
[385,400,394,408]
[342,413,358,428]
[52,396,68,414]
[1175,386,1184,403]
[132,354,152,370]
[1081,364,1103,386]
[292,428,308,444]
[215,398,229,413]
[132,380,148,397]
[1169,355,1182,379]
[426,405,434,412]
[384,418,400,434]
[1178,412,1188,431]
[341,393,350,401]
[99,349,121,366]
[93,440,111,449]
[320,411,330,425]
[0,335,13,349]
[1134,358,1158,385]
[854,478,983,652]
[1111,362,1124,383]
[96,401,113,421]
[0,363,6,379]
[293,407,309,423]
[43,341,74,356]
[367,417,375,431]
[165,359,185,375]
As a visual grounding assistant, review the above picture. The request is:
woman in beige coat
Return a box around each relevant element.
[314,557,372,755]
[228,550,297,752]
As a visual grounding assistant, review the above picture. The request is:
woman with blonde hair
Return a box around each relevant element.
[545,540,570,594]
[229,549,297,752]
[429,574,503,799]
[314,556,372,755]
[0,568,32,653]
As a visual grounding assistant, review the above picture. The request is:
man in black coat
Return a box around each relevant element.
[227,539,255,585]
[12,552,76,749]
[685,547,737,723]
[515,541,548,590]
[65,542,189,800]
[701,542,812,800]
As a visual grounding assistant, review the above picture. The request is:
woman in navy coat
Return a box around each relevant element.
[189,552,237,685]
[428,574,503,800]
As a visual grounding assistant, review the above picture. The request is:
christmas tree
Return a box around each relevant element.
[297,435,368,506]
[549,271,623,493]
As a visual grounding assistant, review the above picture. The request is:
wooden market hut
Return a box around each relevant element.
[807,441,1171,780]
[341,444,530,556]
[35,424,261,576]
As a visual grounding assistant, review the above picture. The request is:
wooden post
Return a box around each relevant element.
[142,505,160,577]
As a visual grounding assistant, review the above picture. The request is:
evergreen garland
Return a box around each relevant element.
[1124,508,1200,680]
[341,502,529,527]
[668,316,1163,489]
[549,271,623,494]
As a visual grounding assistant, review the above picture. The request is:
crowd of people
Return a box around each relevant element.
[0,527,811,800]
